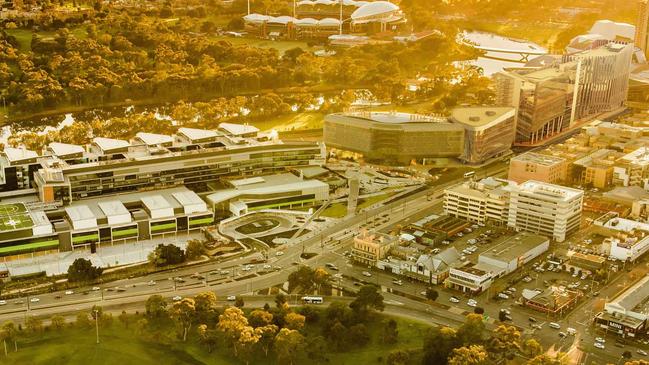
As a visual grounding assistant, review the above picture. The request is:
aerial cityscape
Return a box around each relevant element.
[2,0,649,364]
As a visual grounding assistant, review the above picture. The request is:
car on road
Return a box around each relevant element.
[14,300,23,305]
[148,280,157,286]
[528,317,537,322]
[333,273,343,279]
[116,287,126,292]
[172,296,182,302]
[549,322,560,329]
[594,342,605,350]
[362,271,372,277]
[275,251,285,256]
[174,277,186,283]
[498,293,509,300]
[467,299,477,307]
[392,279,403,286]
[449,296,460,303]
[263,264,272,270]
[595,337,605,343]
[638,350,648,356]
[92,287,101,291]
[558,332,566,338]
[227,295,237,301]
[65,290,74,295]
[0,300,6,305]
[30,298,40,303]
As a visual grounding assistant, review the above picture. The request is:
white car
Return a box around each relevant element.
[467,299,477,307]
[392,279,403,286]
[227,295,237,301]
[275,251,285,256]
[0,300,6,305]
[148,280,157,286]
[449,296,460,303]
[65,290,74,295]
[595,337,605,343]
[333,273,343,279]
[92,287,101,291]
[638,349,647,356]
[172,296,182,302]
[30,298,40,303]
[498,293,509,300]
[362,271,372,277]
[594,342,605,350]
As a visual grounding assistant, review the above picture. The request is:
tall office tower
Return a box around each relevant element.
[636,0,649,58]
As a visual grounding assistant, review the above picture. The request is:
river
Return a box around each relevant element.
[457,31,548,76]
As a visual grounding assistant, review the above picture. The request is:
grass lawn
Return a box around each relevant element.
[6,27,88,52]
[320,202,348,218]
[357,193,393,211]
[2,315,428,365]
[249,112,325,132]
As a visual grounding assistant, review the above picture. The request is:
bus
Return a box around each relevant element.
[463,171,476,178]
[302,296,324,304]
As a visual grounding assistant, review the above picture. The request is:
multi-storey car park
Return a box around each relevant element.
[0,123,326,260]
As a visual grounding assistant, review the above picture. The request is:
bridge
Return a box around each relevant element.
[462,40,547,62]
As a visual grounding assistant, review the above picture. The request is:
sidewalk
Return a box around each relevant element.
[2,232,203,277]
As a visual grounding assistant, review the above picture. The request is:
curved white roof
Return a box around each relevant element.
[268,15,296,24]
[297,0,315,5]
[589,19,635,41]
[351,1,399,20]
[243,13,269,23]
[295,17,319,26]
[314,0,335,5]
[318,17,341,26]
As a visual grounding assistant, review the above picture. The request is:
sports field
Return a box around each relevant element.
[0,203,33,231]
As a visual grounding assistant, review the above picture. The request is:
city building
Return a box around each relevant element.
[477,233,550,276]
[613,147,649,189]
[205,173,329,217]
[596,217,649,262]
[507,181,584,242]
[571,149,622,189]
[522,287,583,316]
[449,107,516,164]
[443,177,514,225]
[445,262,495,294]
[595,274,649,338]
[403,247,461,285]
[567,20,635,53]
[324,112,464,164]
[351,230,397,266]
[508,152,568,184]
[495,43,633,145]
[636,0,649,59]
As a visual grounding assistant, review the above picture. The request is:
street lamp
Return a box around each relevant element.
[93,309,100,344]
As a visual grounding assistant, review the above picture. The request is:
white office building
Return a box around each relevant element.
[507,181,584,242]
[443,177,514,225]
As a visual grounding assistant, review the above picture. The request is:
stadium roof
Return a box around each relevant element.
[351,1,399,20]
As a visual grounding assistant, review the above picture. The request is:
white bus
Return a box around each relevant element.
[463,171,476,178]
[301,296,324,304]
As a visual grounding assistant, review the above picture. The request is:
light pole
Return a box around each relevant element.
[94,309,100,344]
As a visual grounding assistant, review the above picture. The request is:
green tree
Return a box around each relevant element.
[284,312,305,331]
[170,298,196,342]
[50,315,65,331]
[185,239,206,260]
[274,328,305,365]
[25,316,43,335]
[426,287,439,301]
[350,285,384,318]
[67,258,103,282]
[486,325,521,362]
[217,307,249,356]
[145,295,168,321]
[448,345,489,365]
[523,338,543,358]
[148,244,185,267]
[249,309,273,328]
[76,313,92,329]
[456,313,484,346]
[422,326,459,365]
[0,321,18,354]
[197,324,219,353]
[382,319,399,344]
[387,349,411,365]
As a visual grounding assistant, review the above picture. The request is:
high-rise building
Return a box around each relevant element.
[636,0,649,58]
[507,181,584,242]
[449,107,516,164]
[495,43,633,145]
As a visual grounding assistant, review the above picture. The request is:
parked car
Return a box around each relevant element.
[30,298,40,303]
[449,296,460,303]
[498,293,510,300]
[227,295,237,301]
[549,322,561,329]
[362,271,372,277]
[467,299,477,307]
[594,342,605,350]
[595,337,606,343]
[172,296,182,302]
[65,290,74,295]
[0,300,6,306]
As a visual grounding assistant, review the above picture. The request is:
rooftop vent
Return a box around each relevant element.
[485,111,496,116]
[469,116,480,122]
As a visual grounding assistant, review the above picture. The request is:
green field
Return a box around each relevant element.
[2,315,429,365]
[0,203,33,232]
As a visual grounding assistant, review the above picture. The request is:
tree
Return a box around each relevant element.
[0,321,18,354]
[256,324,278,357]
[50,315,65,331]
[284,312,305,331]
[25,316,43,335]
[426,287,439,301]
[288,266,316,292]
[473,307,484,315]
[349,323,370,347]
[423,326,459,365]
[486,325,521,362]
[76,313,92,329]
[274,328,305,365]
[170,298,196,342]
[148,244,185,267]
[185,239,206,260]
[274,293,288,308]
[387,349,410,365]
[197,324,219,353]
[249,310,274,328]
[382,319,399,344]
[145,295,168,321]
[119,311,131,329]
[194,292,219,325]
[523,338,543,358]
[448,345,489,365]
[67,258,103,282]
[456,314,485,346]
[350,285,384,317]
[235,297,245,308]
[218,307,249,356]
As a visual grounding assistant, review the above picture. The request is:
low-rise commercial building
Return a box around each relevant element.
[351,230,397,266]
[597,217,649,262]
[508,152,567,184]
[445,262,498,294]
[522,287,583,316]
[595,274,649,338]
[477,233,550,276]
